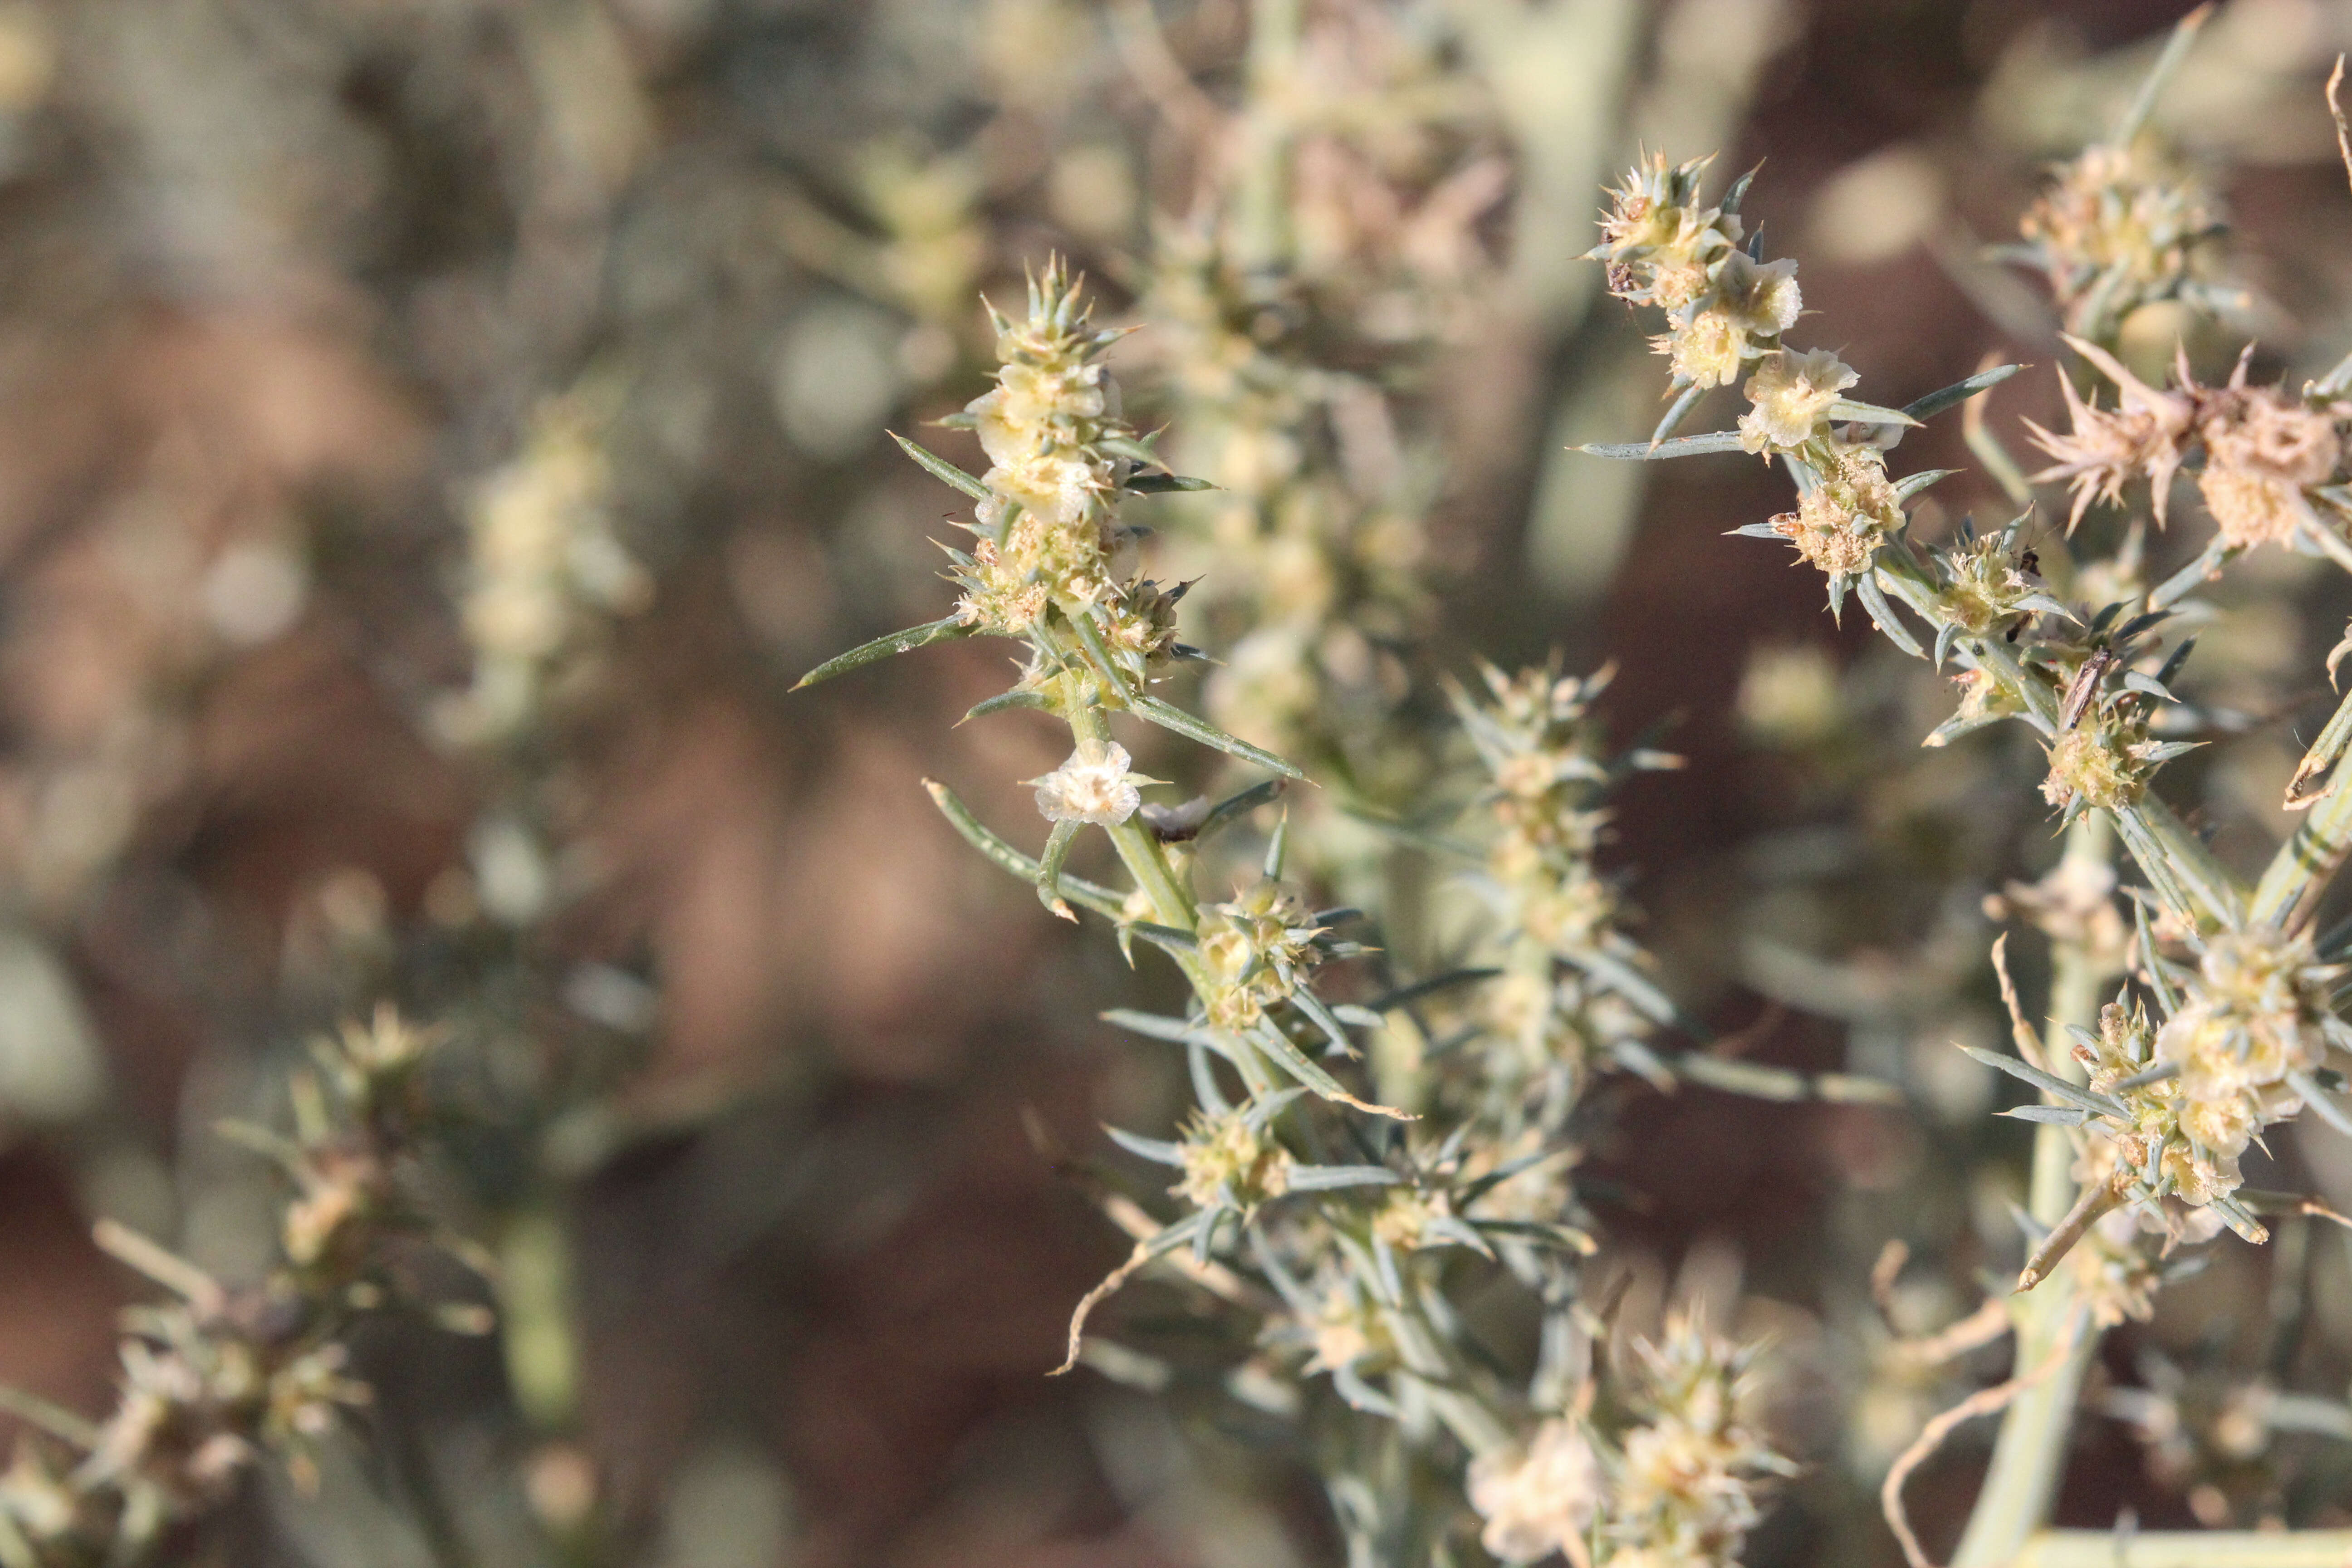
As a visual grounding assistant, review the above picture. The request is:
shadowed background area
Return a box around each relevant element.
[3,0,2352,1564]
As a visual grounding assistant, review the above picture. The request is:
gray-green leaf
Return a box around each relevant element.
[1131,692,1308,781]
[890,431,990,501]
[1578,430,1747,460]
[796,615,975,690]
[1900,364,2024,424]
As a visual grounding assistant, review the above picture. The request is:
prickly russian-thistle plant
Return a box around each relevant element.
[799,264,1810,1567]
[0,1009,484,1567]
[1586,115,2352,1251]
[1583,14,2352,1562]
[793,20,2352,1565]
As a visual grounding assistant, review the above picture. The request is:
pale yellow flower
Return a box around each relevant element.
[968,358,1107,469]
[1738,348,1856,453]
[1664,307,1748,390]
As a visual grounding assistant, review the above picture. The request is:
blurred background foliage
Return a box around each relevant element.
[5,0,2352,1563]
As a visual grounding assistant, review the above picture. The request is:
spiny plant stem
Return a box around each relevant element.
[1875,560,2239,928]
[2014,1528,2352,1568]
[1060,670,1524,1455]
[1953,816,2111,1568]
[2252,734,2352,929]
[1068,699,1198,930]
[1231,0,1303,274]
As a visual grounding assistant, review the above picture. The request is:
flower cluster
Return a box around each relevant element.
[2040,720,2159,814]
[1608,1317,1791,1567]
[2014,603,2202,823]
[947,270,1134,640]
[1768,441,1904,584]
[2148,933,2340,1207]
[1926,515,2058,640]
[1196,880,1333,1033]
[1593,155,1945,612]
[1593,153,1799,391]
[1144,232,1433,816]
[2012,140,2226,339]
[1454,662,1676,1103]
[2027,337,2351,549]
[0,1009,484,1565]
[1467,1315,1790,1568]
[1171,1103,1295,1213]
[804,264,1257,826]
[2041,926,2347,1238]
[444,384,651,742]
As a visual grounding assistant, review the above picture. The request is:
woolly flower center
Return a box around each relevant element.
[2041,726,2144,811]
[1770,444,1899,579]
[1173,1112,1290,1210]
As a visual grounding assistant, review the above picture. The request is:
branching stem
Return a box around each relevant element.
[2253,726,2352,929]
[1951,816,2113,1568]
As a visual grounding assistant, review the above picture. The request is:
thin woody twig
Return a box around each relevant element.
[1882,1311,2088,1568]
[1989,935,2050,1073]
[1889,1298,2016,1372]
[2328,56,2352,199]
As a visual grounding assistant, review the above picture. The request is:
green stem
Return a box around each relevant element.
[2252,717,2352,929]
[2133,793,2244,931]
[1068,701,1198,932]
[1230,0,1302,274]
[497,1206,581,1436]
[2016,1530,2352,1568]
[1951,816,2112,1568]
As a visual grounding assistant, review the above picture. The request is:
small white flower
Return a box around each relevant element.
[1029,740,1158,826]
[1738,348,1857,453]
[1467,1418,1602,1563]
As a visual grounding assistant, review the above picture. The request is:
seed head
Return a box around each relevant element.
[1769,441,1901,583]
[2040,725,2148,812]
[1172,1107,1292,1211]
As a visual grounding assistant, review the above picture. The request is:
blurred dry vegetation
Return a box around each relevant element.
[5,0,2352,1564]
